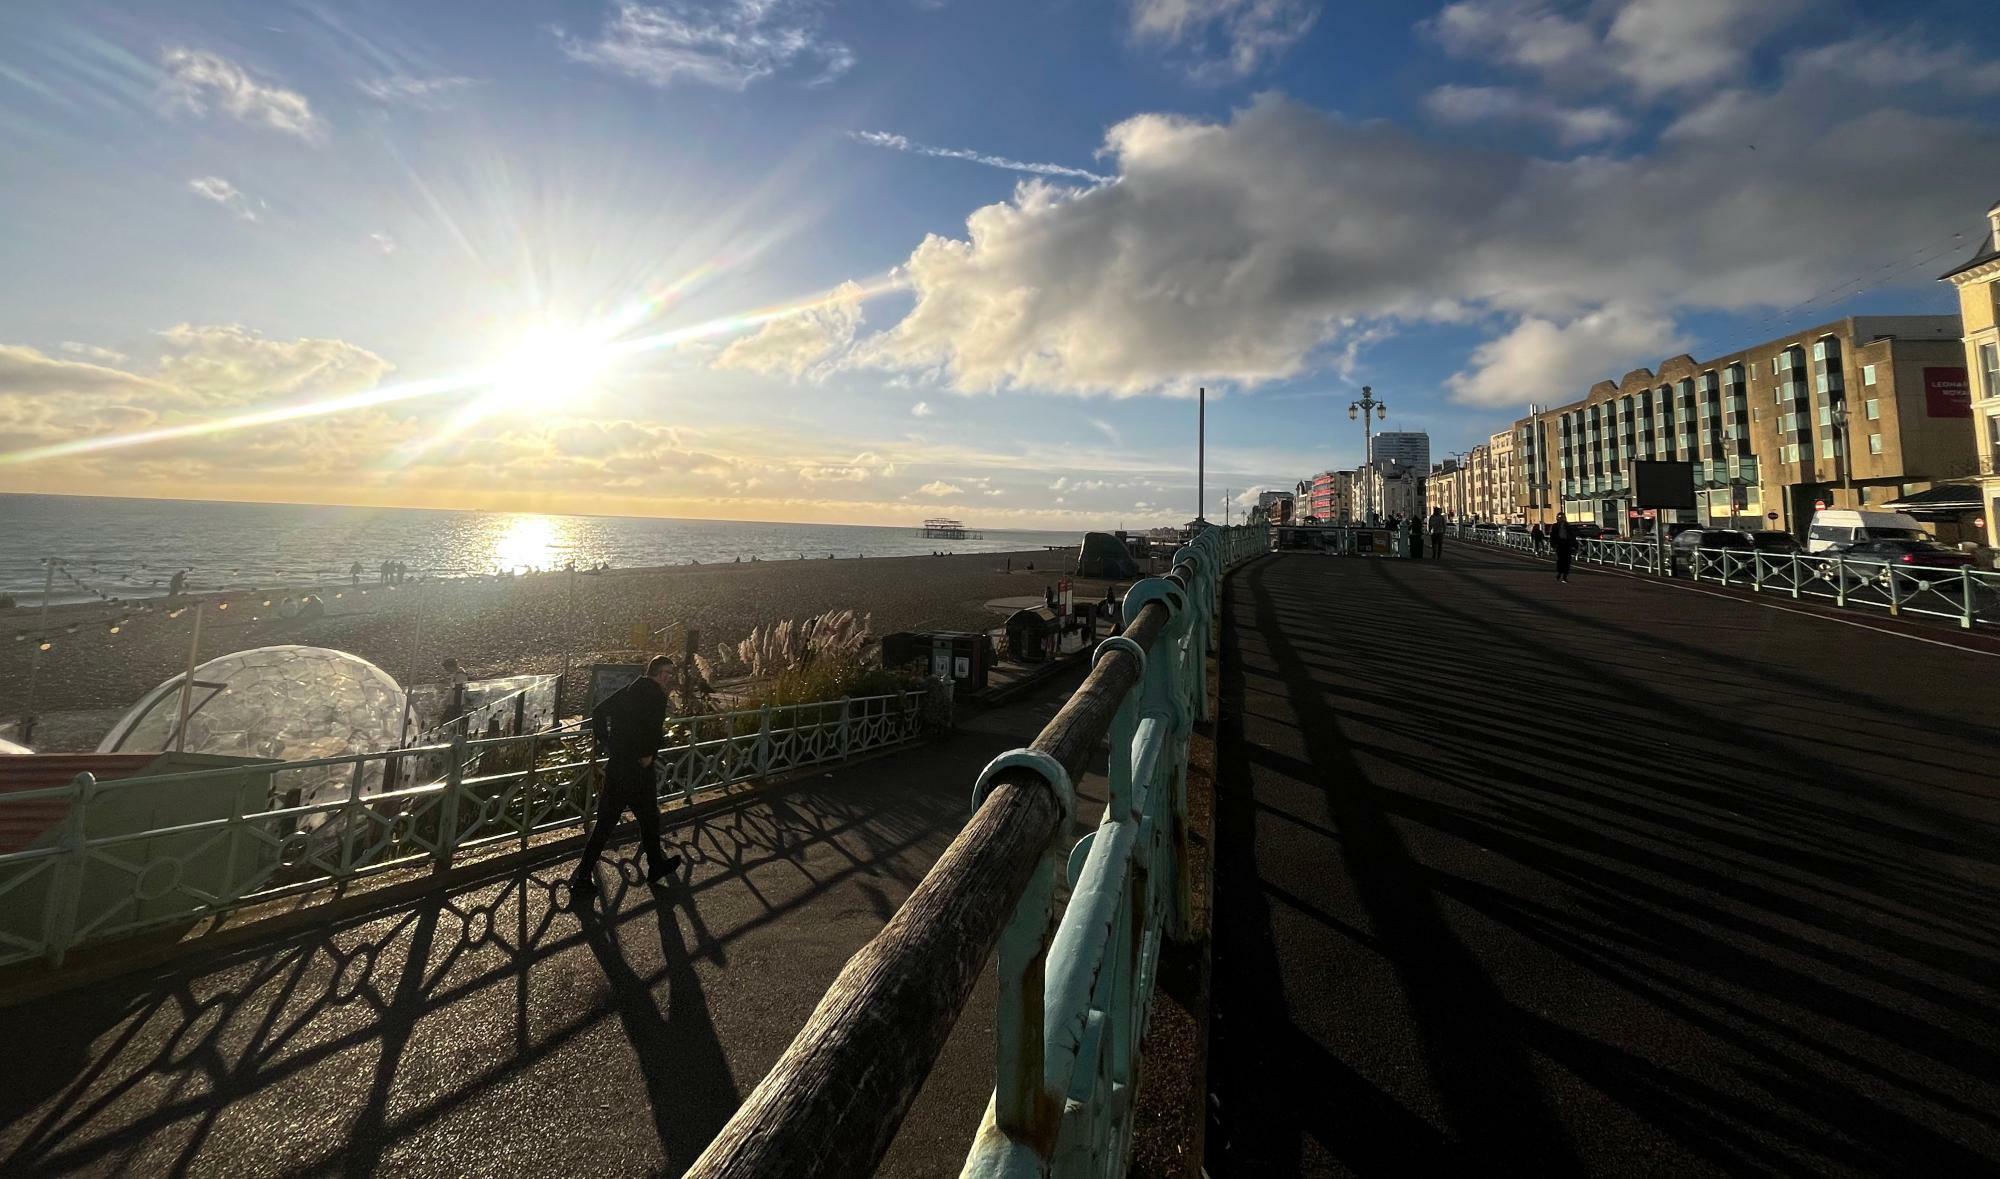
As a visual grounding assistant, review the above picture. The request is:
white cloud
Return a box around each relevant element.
[911,401,932,417]
[1424,85,1631,146]
[714,281,866,378]
[187,175,258,222]
[1426,0,1813,99]
[856,83,2000,399]
[59,341,127,364]
[356,75,481,105]
[560,1,854,90]
[1089,418,1121,446]
[1792,34,2000,96]
[1129,0,1319,78]
[850,130,1109,183]
[152,324,394,406]
[369,231,398,255]
[918,480,963,497]
[983,488,1004,496]
[1445,306,1689,407]
[161,48,321,139]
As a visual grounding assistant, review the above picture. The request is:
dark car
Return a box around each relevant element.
[1830,538,1976,584]
[1670,528,1803,574]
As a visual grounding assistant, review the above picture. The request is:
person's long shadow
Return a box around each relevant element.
[0,771,937,1178]
[576,873,740,1174]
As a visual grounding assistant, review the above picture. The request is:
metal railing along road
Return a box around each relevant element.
[0,690,928,968]
[1455,525,2000,629]
[685,523,1269,1179]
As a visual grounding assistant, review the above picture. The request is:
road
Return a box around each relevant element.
[1208,547,2000,1175]
[0,671,1106,1178]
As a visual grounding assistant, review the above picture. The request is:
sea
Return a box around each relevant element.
[0,494,1085,607]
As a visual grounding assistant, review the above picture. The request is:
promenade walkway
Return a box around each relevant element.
[1209,548,2000,1175]
[0,674,1105,1178]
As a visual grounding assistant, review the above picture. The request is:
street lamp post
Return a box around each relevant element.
[1348,386,1387,525]
[1830,396,1853,501]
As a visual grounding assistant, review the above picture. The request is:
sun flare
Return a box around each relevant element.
[486,324,619,411]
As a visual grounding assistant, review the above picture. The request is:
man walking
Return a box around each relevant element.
[1550,513,1578,583]
[1531,522,1545,555]
[570,655,683,899]
[1427,507,1447,559]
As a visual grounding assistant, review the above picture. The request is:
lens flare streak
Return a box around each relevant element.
[0,273,910,469]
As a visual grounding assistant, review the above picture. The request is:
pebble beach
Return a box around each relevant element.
[0,549,1125,750]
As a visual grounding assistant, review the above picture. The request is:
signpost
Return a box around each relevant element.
[1632,460,1698,574]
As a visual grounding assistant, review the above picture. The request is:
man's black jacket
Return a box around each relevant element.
[591,676,668,763]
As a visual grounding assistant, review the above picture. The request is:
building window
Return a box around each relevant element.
[1865,398,1879,421]
[1982,342,2000,401]
[1783,442,1800,464]
[1863,364,1876,385]
[1987,414,2000,451]
[1821,438,1836,460]
[1868,433,1883,455]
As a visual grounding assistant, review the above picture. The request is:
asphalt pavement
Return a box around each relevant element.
[0,672,1104,1178]
[1207,548,2000,1175]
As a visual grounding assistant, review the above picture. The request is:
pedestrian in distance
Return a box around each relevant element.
[167,568,188,598]
[1427,507,1447,559]
[1531,523,1545,555]
[1550,513,1578,583]
[349,560,362,585]
[570,655,684,900]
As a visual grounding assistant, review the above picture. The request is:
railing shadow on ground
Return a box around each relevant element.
[1208,555,2000,1174]
[0,770,966,1179]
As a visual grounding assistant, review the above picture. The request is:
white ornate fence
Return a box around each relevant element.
[0,690,929,968]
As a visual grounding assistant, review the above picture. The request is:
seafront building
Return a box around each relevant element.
[1372,431,1431,472]
[1254,489,1295,523]
[1504,315,1972,534]
[1424,428,1519,522]
[1362,460,1424,522]
[1942,199,2000,546]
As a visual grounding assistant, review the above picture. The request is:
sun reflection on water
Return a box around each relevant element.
[489,514,575,573]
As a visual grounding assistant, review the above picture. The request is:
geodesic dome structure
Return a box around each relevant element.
[97,646,410,821]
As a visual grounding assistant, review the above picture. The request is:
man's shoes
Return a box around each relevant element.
[647,855,684,885]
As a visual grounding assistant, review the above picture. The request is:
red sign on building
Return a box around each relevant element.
[1924,367,1971,418]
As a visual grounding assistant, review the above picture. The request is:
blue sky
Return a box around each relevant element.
[2,0,1998,526]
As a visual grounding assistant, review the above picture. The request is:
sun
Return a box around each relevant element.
[485,323,619,411]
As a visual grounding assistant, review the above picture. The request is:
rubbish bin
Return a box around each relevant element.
[923,631,991,690]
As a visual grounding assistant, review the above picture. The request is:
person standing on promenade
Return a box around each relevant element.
[570,655,683,898]
[1550,514,1577,583]
[1427,508,1447,559]
[349,560,362,585]
[1531,523,1545,555]
[167,568,187,598]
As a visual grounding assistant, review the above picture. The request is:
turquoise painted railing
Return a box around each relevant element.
[962,524,1258,1176]
[0,690,929,968]
[684,523,1268,1178]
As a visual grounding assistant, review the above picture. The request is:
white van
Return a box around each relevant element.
[1805,509,1932,553]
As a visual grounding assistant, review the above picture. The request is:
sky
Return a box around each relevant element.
[2,0,1999,529]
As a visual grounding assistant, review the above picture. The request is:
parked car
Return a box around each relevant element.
[1805,509,1930,553]
[1828,538,1977,585]
[1670,528,1802,574]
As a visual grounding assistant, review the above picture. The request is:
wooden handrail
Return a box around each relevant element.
[684,595,1178,1178]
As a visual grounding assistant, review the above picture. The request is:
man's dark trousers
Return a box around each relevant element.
[575,758,672,880]
[1555,547,1574,580]
[1430,534,1443,558]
